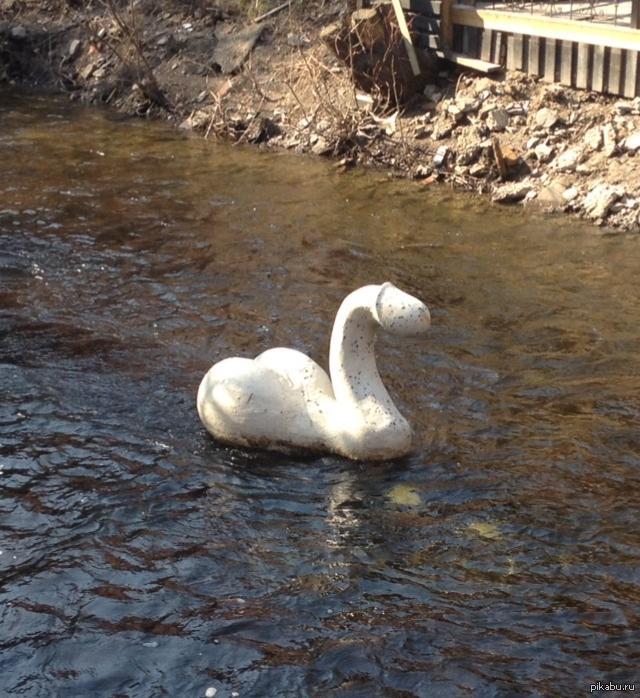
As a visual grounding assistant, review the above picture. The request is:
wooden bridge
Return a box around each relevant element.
[360,0,640,97]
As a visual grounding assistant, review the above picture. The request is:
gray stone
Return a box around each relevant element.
[582,183,624,220]
[457,145,483,166]
[446,104,466,124]
[456,96,480,114]
[486,108,509,132]
[311,136,331,155]
[473,78,496,96]
[432,118,453,140]
[534,107,560,130]
[534,143,554,163]
[469,161,489,177]
[212,24,264,74]
[583,126,603,151]
[614,100,633,115]
[10,25,27,39]
[433,145,450,167]
[492,181,532,204]
[623,132,640,152]
[552,147,582,172]
[286,33,310,48]
[537,181,566,209]
[423,84,438,99]
[506,102,527,116]
[413,124,432,139]
[603,123,618,157]
[68,38,81,59]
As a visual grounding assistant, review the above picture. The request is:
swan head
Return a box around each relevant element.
[373,282,431,337]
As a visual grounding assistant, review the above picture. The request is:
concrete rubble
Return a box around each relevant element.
[396,72,640,232]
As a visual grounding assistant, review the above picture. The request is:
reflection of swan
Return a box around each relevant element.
[197,282,430,460]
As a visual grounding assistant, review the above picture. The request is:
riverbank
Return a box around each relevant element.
[3,0,640,233]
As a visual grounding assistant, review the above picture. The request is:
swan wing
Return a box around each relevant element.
[255,348,334,399]
[197,354,331,451]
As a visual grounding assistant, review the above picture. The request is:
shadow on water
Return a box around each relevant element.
[1,89,639,697]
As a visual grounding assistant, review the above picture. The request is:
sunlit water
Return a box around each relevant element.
[1,90,638,697]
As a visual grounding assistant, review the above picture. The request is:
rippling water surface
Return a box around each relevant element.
[1,90,639,697]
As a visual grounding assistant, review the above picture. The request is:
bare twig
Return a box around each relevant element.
[254,0,291,23]
[101,0,171,110]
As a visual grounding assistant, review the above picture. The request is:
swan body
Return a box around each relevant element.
[197,282,431,460]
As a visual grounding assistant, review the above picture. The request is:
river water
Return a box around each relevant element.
[1,91,638,697]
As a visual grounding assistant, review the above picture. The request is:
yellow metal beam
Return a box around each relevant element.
[451,5,640,52]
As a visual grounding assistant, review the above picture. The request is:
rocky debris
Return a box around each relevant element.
[563,185,579,202]
[433,145,450,168]
[582,183,624,220]
[537,180,566,210]
[603,123,618,156]
[432,116,454,140]
[533,107,561,130]
[534,142,554,163]
[623,132,640,153]
[492,181,532,203]
[486,108,509,132]
[583,126,603,152]
[391,71,640,232]
[552,147,583,172]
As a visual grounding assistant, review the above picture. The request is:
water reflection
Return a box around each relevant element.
[1,90,639,696]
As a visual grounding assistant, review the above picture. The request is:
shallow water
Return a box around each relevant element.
[1,90,639,697]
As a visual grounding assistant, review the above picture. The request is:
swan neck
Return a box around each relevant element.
[329,286,396,411]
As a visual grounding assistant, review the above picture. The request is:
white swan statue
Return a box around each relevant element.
[197,282,431,460]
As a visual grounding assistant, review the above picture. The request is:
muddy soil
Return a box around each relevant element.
[2,0,640,233]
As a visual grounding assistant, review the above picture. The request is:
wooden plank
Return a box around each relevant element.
[491,30,504,65]
[632,0,640,30]
[592,45,606,92]
[440,0,453,50]
[451,5,640,53]
[452,24,463,52]
[624,50,639,97]
[481,29,493,62]
[528,35,541,75]
[560,41,573,86]
[399,0,442,14]
[416,32,442,50]
[506,34,516,70]
[436,49,503,73]
[391,0,422,76]
[412,16,441,34]
[543,38,557,82]
[576,42,590,89]
[462,25,472,56]
[507,33,524,71]
[608,47,623,94]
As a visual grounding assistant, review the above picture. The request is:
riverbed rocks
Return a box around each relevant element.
[395,71,640,231]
